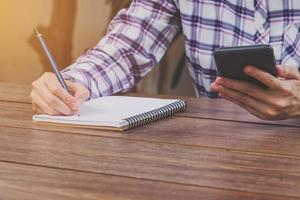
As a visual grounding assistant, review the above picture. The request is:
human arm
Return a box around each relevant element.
[211,65,300,120]
[31,0,179,115]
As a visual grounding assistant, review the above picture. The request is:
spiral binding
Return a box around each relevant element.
[124,100,187,129]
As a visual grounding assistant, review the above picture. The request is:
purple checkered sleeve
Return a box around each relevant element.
[62,0,179,99]
[63,0,300,99]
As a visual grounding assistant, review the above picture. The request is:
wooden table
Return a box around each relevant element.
[0,82,300,200]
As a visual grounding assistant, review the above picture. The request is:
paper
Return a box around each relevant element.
[33,96,180,128]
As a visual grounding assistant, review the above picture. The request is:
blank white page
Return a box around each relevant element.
[33,96,180,128]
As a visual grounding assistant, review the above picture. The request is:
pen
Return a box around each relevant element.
[34,27,71,94]
[35,27,80,116]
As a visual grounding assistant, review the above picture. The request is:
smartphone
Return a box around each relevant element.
[213,45,277,86]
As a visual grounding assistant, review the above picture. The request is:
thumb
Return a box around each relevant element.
[67,81,90,103]
[277,65,300,80]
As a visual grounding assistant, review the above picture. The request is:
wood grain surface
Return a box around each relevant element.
[0,82,300,200]
[0,82,31,103]
[1,162,295,200]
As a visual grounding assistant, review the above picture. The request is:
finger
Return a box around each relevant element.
[45,80,80,111]
[277,65,300,80]
[213,78,287,111]
[217,86,279,120]
[67,81,90,103]
[215,77,271,102]
[75,91,90,104]
[31,90,62,116]
[222,92,271,120]
[35,83,75,115]
[32,103,45,114]
[244,66,283,90]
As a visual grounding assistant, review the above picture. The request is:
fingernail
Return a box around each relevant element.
[215,77,224,84]
[210,83,217,90]
[211,83,223,92]
[245,66,253,74]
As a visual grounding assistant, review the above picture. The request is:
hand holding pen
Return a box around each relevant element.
[30,28,90,116]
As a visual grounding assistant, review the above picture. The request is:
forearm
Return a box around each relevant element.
[62,0,179,99]
[62,53,133,99]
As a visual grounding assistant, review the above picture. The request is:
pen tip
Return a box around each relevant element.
[34,26,40,35]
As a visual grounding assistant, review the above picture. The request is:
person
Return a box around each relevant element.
[31,0,300,120]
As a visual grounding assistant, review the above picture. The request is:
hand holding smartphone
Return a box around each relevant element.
[214,45,277,87]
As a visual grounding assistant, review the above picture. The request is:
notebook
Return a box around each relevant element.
[33,96,187,131]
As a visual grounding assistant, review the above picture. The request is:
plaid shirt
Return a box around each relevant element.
[62,0,300,99]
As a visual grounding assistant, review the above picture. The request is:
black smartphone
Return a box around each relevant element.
[213,45,277,86]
